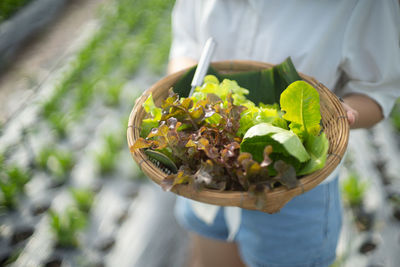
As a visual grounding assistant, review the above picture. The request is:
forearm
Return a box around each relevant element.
[342,93,384,129]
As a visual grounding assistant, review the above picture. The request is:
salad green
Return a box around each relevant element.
[132,65,329,194]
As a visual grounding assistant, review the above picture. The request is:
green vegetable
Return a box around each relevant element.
[298,133,329,175]
[49,207,87,248]
[342,172,367,207]
[0,180,18,210]
[240,80,328,176]
[241,123,310,163]
[141,94,163,137]
[6,166,30,192]
[133,58,329,198]
[0,164,30,210]
[280,80,321,137]
[70,188,94,214]
[95,132,123,175]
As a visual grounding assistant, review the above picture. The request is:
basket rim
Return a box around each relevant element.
[127,60,349,211]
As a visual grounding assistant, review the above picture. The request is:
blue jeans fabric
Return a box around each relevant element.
[174,176,342,267]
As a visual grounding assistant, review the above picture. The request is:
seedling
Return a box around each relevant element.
[341,172,375,231]
[73,78,96,113]
[0,180,18,210]
[70,188,94,214]
[341,172,368,208]
[390,101,400,133]
[36,147,75,185]
[104,81,123,106]
[6,165,30,192]
[0,163,28,210]
[95,133,123,175]
[41,98,59,120]
[48,207,87,248]
[40,80,71,120]
[47,112,70,139]
[0,162,28,210]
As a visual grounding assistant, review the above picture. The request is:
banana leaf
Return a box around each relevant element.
[173,57,302,105]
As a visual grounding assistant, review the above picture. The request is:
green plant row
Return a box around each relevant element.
[0,161,30,211]
[48,187,94,248]
[36,146,75,186]
[40,0,175,137]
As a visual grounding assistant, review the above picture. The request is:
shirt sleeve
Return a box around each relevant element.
[340,0,400,118]
[169,0,200,61]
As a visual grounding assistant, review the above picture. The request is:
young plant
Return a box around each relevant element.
[70,188,94,214]
[104,81,123,106]
[0,180,18,210]
[41,97,59,120]
[390,101,400,133]
[73,78,96,114]
[95,133,123,175]
[0,163,28,210]
[48,207,87,248]
[342,172,375,231]
[6,165,30,192]
[36,147,75,185]
[341,172,368,208]
[47,112,71,139]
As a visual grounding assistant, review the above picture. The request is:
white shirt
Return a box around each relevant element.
[169,0,400,240]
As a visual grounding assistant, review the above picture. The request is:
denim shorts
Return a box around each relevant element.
[174,177,342,267]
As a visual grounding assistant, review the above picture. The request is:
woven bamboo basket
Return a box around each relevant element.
[127,60,349,213]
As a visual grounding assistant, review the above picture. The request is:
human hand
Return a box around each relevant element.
[340,98,359,127]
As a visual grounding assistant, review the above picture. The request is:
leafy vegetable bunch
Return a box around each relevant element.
[132,75,329,193]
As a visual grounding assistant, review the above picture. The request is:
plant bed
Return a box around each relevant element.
[0,0,185,265]
[335,128,400,266]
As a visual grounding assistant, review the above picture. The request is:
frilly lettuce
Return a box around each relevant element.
[138,74,328,189]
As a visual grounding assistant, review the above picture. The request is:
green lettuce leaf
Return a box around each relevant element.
[192,75,251,107]
[140,93,163,137]
[280,81,321,136]
[238,106,273,137]
[241,123,310,163]
[143,93,162,120]
[140,119,159,138]
[298,133,329,175]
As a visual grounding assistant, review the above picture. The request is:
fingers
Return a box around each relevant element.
[347,110,356,125]
[340,100,359,127]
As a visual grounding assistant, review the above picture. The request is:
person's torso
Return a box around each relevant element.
[192,0,359,90]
